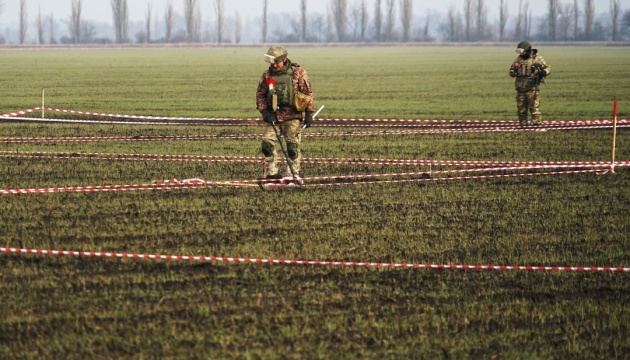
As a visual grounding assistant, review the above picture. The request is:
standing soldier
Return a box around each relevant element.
[509,41,551,125]
[256,45,315,181]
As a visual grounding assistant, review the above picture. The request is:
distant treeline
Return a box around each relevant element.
[2,0,630,45]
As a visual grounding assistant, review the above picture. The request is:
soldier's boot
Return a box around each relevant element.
[286,154,301,176]
[517,109,529,126]
[532,111,542,125]
[264,156,280,179]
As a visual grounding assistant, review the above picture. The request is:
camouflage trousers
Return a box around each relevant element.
[516,90,542,125]
[261,119,302,177]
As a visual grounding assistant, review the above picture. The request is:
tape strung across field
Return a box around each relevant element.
[2,108,627,272]
[0,168,613,195]
[2,123,630,144]
[1,248,628,273]
[1,150,626,195]
[2,150,628,168]
[1,107,628,134]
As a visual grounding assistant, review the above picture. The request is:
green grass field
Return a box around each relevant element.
[1,46,629,359]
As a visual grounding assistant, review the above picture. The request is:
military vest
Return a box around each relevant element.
[269,65,295,109]
[512,52,542,92]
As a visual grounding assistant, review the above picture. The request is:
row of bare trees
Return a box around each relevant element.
[4,0,630,45]
[443,0,628,42]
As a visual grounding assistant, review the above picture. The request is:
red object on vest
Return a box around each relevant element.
[266,78,276,86]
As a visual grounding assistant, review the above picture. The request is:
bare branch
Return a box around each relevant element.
[164,2,174,43]
[331,0,348,42]
[374,0,382,42]
[184,0,201,42]
[548,0,559,41]
[476,0,487,40]
[359,0,369,42]
[146,4,152,43]
[384,0,394,41]
[262,0,268,43]
[610,0,620,41]
[49,13,56,44]
[400,0,412,42]
[583,0,594,40]
[213,0,224,44]
[70,0,82,44]
[19,0,28,44]
[499,0,509,41]
[573,0,579,38]
[464,0,473,41]
[111,0,129,43]
[301,0,307,42]
[37,6,45,44]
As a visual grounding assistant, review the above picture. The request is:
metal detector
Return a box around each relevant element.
[270,122,299,179]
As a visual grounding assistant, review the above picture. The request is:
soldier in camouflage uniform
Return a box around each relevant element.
[509,41,551,125]
[256,45,315,179]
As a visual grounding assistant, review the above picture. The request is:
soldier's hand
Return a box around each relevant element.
[531,63,545,74]
[262,110,277,124]
[509,70,517,77]
[304,112,314,128]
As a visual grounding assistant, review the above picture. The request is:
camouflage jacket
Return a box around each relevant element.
[509,50,551,92]
[256,60,314,122]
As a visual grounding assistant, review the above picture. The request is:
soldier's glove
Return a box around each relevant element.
[531,64,546,77]
[509,70,517,77]
[261,110,278,124]
[303,112,314,128]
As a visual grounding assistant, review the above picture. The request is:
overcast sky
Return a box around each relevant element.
[1,0,626,24]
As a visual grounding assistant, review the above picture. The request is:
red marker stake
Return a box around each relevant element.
[267,78,277,110]
[611,101,618,173]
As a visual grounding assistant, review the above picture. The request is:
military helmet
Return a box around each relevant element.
[264,45,288,64]
[515,41,532,55]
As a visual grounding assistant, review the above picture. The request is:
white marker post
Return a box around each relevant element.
[42,89,45,119]
[611,101,618,173]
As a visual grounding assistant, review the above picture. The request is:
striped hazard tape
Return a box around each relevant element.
[1,151,629,169]
[0,169,608,195]
[2,107,628,129]
[0,108,39,117]
[13,106,630,126]
[2,248,628,273]
[1,123,629,144]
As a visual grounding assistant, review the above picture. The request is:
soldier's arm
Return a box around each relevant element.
[256,73,270,112]
[538,56,551,76]
[296,69,314,112]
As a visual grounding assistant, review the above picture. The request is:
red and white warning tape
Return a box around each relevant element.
[0,108,39,117]
[2,107,627,129]
[0,151,266,164]
[0,133,261,144]
[1,248,627,272]
[0,178,259,195]
[3,150,628,169]
[0,116,260,127]
[0,169,607,195]
[2,123,629,144]
[42,107,262,122]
